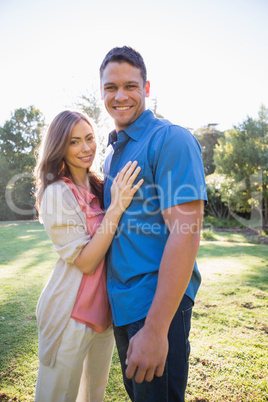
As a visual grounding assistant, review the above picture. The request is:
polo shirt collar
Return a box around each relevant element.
[107,129,117,146]
[107,109,154,146]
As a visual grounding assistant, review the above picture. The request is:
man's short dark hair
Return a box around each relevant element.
[100,46,147,85]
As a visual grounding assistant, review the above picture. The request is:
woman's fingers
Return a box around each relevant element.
[116,161,142,186]
[110,161,143,212]
[129,178,144,196]
[116,161,134,182]
[127,166,142,186]
[123,161,139,183]
[119,162,143,192]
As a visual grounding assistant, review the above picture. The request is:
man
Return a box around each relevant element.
[100,46,207,401]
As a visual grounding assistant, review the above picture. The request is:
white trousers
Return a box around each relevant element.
[35,318,115,402]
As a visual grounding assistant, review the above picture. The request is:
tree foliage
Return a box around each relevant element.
[0,106,44,169]
[76,93,102,126]
[204,173,230,219]
[0,106,45,220]
[213,105,268,228]
[76,91,111,174]
[194,124,224,175]
[150,98,164,119]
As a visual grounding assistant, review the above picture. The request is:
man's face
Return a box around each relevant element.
[101,62,150,132]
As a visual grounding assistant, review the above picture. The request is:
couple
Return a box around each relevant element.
[34,46,207,402]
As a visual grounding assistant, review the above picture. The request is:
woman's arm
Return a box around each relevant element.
[74,161,143,274]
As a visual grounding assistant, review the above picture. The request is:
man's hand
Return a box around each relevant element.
[125,325,169,383]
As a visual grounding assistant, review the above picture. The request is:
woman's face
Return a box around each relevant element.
[64,119,97,173]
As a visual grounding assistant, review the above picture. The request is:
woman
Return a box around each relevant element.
[34,110,143,402]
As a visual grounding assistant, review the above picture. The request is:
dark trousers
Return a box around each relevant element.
[113,294,194,402]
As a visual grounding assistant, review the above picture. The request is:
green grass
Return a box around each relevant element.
[0,222,53,401]
[0,222,267,401]
[189,237,268,402]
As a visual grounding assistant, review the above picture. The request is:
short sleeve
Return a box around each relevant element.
[151,125,207,211]
[40,182,91,264]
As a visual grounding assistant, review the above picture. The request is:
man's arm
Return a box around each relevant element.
[125,199,204,383]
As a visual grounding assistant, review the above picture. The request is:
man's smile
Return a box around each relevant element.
[114,106,132,111]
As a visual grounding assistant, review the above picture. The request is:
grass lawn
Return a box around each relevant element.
[0,222,267,401]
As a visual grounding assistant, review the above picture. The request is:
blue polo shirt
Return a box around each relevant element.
[104,110,207,326]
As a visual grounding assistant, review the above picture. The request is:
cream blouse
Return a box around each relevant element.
[37,180,91,367]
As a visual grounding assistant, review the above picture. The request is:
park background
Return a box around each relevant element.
[0,0,268,400]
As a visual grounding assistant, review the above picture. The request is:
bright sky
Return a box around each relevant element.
[1,0,268,135]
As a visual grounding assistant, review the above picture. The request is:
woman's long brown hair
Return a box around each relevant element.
[34,110,104,216]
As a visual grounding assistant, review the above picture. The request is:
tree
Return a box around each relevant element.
[214,105,268,229]
[0,106,45,170]
[150,98,164,118]
[76,91,113,174]
[0,106,45,220]
[76,93,102,126]
[255,105,268,226]
[204,173,230,219]
[194,124,224,175]
[0,157,17,220]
